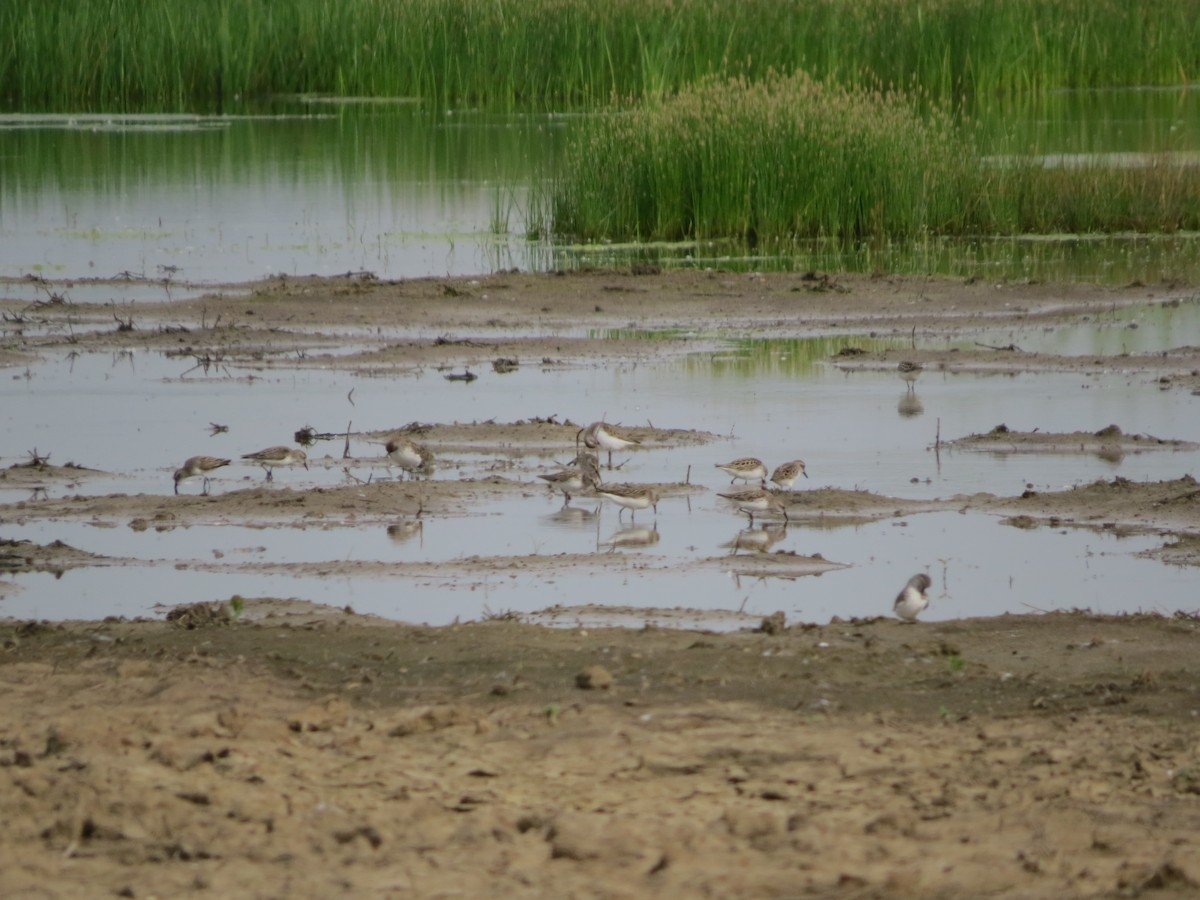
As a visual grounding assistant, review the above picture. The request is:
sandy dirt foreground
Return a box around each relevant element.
[2,269,1200,898]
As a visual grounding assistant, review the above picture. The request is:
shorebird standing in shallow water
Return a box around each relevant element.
[894,573,932,622]
[173,455,230,495]
[897,360,923,391]
[241,446,308,481]
[538,453,600,504]
[715,457,768,486]
[577,421,642,469]
[385,434,433,479]
[770,459,808,489]
[593,482,659,521]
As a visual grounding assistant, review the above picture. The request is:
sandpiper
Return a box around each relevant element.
[538,453,600,504]
[385,435,433,479]
[173,455,230,495]
[898,360,923,391]
[577,422,642,469]
[593,482,659,520]
[894,573,932,622]
[717,487,789,525]
[715,457,768,486]
[241,446,308,481]
[770,459,808,489]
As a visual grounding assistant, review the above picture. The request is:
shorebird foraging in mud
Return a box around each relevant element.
[538,453,600,504]
[385,434,434,479]
[577,421,641,469]
[592,482,660,521]
[173,455,230,495]
[894,573,932,622]
[241,446,308,481]
[717,487,789,526]
[769,459,808,489]
[715,456,768,486]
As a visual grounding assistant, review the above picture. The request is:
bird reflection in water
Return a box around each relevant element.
[721,523,788,555]
[599,525,661,553]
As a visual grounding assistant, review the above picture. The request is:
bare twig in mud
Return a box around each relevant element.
[686,464,692,485]
[444,368,478,383]
[347,388,355,407]
[434,334,494,348]
[181,350,231,378]
[910,324,917,349]
[199,307,225,331]
[343,421,353,459]
[976,341,1022,351]
[112,310,135,332]
[26,283,70,310]
[19,448,51,469]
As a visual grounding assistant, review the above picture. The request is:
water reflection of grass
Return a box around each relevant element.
[591,330,902,377]
[699,337,902,378]
[552,232,1200,285]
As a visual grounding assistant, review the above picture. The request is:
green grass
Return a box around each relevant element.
[2,0,1200,112]
[552,72,975,243]
[550,72,1200,244]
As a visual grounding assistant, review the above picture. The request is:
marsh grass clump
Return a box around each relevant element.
[552,72,1200,245]
[981,160,1200,235]
[552,72,976,244]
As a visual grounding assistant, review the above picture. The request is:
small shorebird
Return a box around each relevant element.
[894,573,932,622]
[577,421,641,469]
[538,453,600,504]
[717,487,789,525]
[386,519,424,544]
[593,482,659,521]
[898,360,923,391]
[715,457,768,486]
[385,435,433,479]
[173,455,230,495]
[241,446,308,481]
[770,459,808,489]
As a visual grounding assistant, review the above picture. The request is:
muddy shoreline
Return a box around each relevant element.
[3,269,1200,897]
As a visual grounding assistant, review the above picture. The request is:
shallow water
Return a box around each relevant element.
[2,509,1195,627]
[3,331,1199,626]
[4,89,1200,284]
[4,91,1200,626]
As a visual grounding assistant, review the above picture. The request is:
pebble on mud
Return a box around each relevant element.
[575,665,613,690]
[759,611,787,634]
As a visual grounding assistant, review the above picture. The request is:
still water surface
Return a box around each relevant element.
[3,91,1200,626]
[3,89,1200,284]
[2,332,1199,626]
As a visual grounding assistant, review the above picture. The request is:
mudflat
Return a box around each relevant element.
[2,269,1200,897]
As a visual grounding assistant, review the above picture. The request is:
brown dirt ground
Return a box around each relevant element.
[3,269,1200,898]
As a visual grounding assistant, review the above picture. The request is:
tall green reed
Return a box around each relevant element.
[552,72,975,243]
[3,0,1199,112]
[552,72,1200,244]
